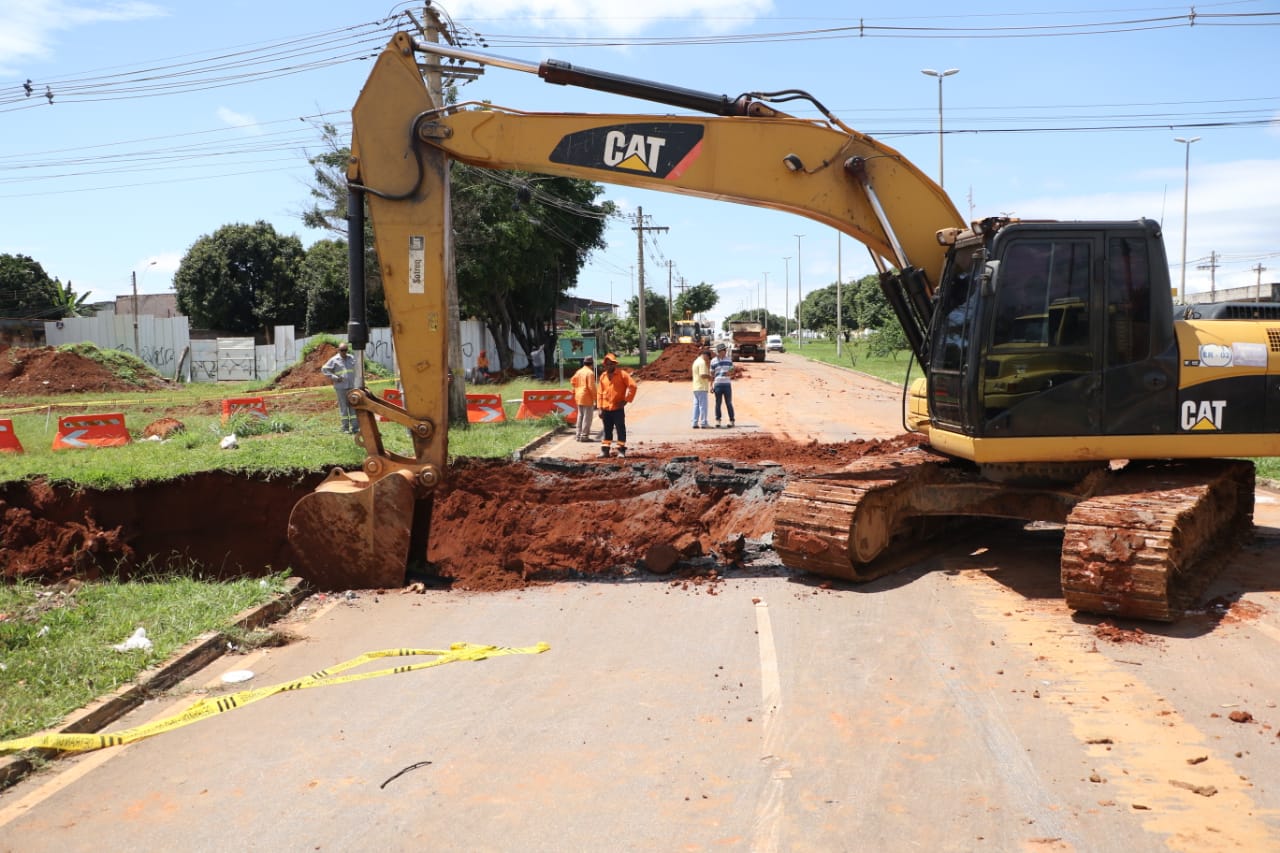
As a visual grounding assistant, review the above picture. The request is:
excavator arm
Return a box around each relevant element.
[286,32,963,588]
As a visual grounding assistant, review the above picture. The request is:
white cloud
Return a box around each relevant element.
[217,107,263,135]
[443,0,773,36]
[0,1,166,74]
[1011,158,1280,293]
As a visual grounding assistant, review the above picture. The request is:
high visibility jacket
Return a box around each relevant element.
[571,365,597,406]
[597,368,637,412]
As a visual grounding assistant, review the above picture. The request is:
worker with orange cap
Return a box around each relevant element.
[596,353,637,457]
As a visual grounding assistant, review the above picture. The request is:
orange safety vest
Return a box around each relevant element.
[597,368,637,411]
[571,366,597,406]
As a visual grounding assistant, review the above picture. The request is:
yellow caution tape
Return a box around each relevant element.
[0,642,548,755]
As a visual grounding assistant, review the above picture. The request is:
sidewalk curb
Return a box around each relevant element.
[0,576,311,791]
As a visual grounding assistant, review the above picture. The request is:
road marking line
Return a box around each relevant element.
[752,598,785,853]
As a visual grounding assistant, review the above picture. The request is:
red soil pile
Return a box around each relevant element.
[271,343,340,389]
[633,343,704,382]
[0,345,170,394]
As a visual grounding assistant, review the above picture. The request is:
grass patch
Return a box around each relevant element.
[0,375,568,488]
[783,338,916,387]
[0,570,291,741]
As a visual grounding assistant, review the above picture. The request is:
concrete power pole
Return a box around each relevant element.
[1253,263,1269,302]
[631,206,667,366]
[416,4,468,424]
[1196,251,1219,303]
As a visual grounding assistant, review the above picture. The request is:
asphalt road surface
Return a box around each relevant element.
[3,352,1280,852]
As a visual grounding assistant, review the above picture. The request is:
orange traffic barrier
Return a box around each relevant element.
[379,388,403,422]
[515,389,577,424]
[52,413,130,450]
[465,393,507,424]
[221,397,269,424]
[0,418,23,454]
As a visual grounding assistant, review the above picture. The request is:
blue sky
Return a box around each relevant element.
[2,1,1277,332]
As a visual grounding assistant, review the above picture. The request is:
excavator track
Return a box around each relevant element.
[1060,460,1255,621]
[773,448,961,582]
[775,450,1255,622]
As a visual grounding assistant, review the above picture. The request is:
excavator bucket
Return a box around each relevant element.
[287,468,418,590]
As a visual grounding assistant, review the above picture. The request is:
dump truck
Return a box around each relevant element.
[728,320,767,362]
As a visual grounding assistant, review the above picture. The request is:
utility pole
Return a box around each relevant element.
[762,271,769,330]
[783,257,791,339]
[794,234,804,347]
[632,206,667,366]
[416,3,469,424]
[131,271,140,357]
[1196,251,1219,303]
[836,234,843,358]
[1253,263,1269,302]
[666,260,674,342]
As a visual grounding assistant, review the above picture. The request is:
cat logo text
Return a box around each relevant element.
[1180,400,1226,431]
[549,123,704,179]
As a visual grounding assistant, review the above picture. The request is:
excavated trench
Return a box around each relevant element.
[0,455,795,592]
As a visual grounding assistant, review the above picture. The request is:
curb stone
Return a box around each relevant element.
[0,576,311,791]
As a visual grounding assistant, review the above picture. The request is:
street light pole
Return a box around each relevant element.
[782,257,791,339]
[921,68,959,188]
[762,271,769,331]
[794,234,804,346]
[1174,136,1200,304]
[836,233,842,358]
[131,260,157,359]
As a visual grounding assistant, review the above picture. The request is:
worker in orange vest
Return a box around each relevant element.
[596,353,637,458]
[570,356,597,442]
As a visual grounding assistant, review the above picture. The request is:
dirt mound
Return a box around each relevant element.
[0,345,169,394]
[271,343,340,389]
[633,343,704,382]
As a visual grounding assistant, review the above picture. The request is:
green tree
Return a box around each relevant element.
[851,273,894,332]
[299,239,349,334]
[798,284,840,335]
[722,309,783,335]
[174,222,305,337]
[625,287,670,336]
[46,278,94,319]
[301,122,389,328]
[610,316,640,354]
[674,281,719,319]
[0,253,59,319]
[452,164,614,372]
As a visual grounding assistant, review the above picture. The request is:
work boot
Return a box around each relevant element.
[600,445,611,458]
[617,446,627,458]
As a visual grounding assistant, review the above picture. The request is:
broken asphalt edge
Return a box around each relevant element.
[0,575,312,791]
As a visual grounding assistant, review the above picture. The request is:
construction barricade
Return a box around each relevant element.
[379,388,403,422]
[465,393,507,424]
[221,396,269,424]
[0,418,23,453]
[515,389,577,424]
[52,413,130,450]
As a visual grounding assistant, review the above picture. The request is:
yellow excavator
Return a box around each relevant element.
[289,31,1273,620]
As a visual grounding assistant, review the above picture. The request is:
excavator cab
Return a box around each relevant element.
[921,218,1180,444]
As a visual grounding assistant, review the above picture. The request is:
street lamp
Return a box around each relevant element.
[794,234,804,346]
[1174,136,1200,304]
[782,256,791,339]
[131,260,157,358]
[921,68,959,188]
[762,271,769,330]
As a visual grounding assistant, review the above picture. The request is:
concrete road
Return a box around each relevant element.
[3,354,1280,851]
[534,349,907,460]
